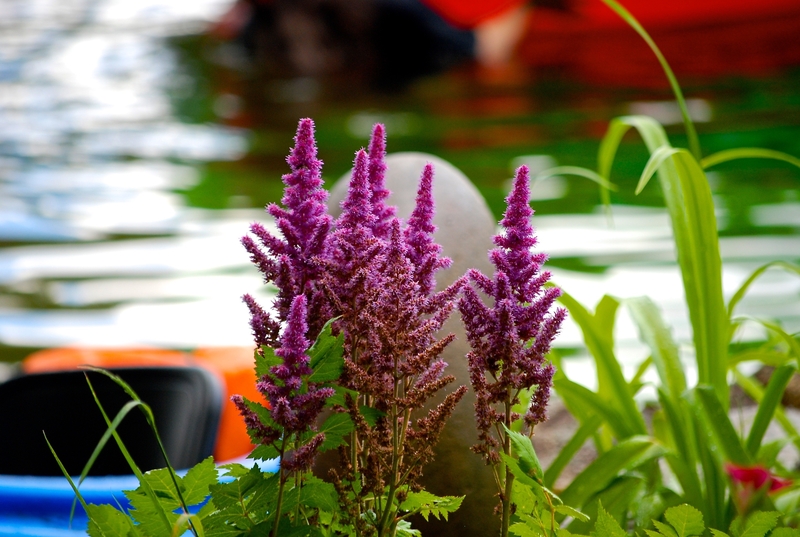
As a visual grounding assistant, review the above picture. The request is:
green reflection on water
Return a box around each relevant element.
[169,34,800,236]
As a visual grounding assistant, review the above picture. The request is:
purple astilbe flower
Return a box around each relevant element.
[458,165,566,529]
[367,123,396,239]
[321,157,466,534]
[403,163,452,297]
[241,118,333,341]
[258,295,334,434]
[242,293,280,350]
[322,148,385,319]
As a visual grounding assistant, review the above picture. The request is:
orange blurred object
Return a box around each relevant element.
[192,347,259,462]
[21,346,260,462]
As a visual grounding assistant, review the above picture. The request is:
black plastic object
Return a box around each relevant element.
[0,367,223,476]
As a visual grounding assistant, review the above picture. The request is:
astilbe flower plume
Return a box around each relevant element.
[322,138,467,535]
[458,165,565,532]
[234,120,469,536]
[240,118,333,343]
[233,295,333,470]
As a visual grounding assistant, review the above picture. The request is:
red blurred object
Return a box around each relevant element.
[725,462,792,493]
[423,0,528,28]
[424,0,800,87]
[517,0,800,87]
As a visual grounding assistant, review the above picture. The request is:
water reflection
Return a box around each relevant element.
[0,0,798,397]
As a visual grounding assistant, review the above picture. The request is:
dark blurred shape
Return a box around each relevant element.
[211,0,800,92]
[0,367,223,476]
[211,0,476,91]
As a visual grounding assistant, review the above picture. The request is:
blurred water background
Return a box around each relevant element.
[0,0,798,391]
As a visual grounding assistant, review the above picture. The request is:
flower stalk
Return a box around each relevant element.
[458,165,566,536]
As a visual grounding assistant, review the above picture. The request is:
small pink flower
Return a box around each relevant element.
[725,463,792,493]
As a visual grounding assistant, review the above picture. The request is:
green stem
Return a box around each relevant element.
[600,0,701,160]
[501,394,514,537]
[271,436,290,537]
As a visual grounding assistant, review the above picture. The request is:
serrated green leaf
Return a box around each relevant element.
[710,530,731,537]
[730,512,779,537]
[182,456,217,506]
[399,490,464,522]
[318,412,354,451]
[502,453,542,493]
[559,529,588,537]
[127,468,183,511]
[359,405,385,427]
[504,426,544,483]
[396,519,422,537]
[594,502,626,537]
[308,318,345,383]
[555,505,590,523]
[255,346,281,378]
[770,528,800,537]
[509,521,541,537]
[664,504,704,537]
[654,520,679,537]
[242,471,281,518]
[208,465,264,512]
[249,444,280,462]
[86,504,136,537]
[645,530,663,537]
[300,478,338,512]
[218,462,253,479]
[512,478,540,516]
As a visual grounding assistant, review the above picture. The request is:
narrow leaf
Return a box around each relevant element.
[701,148,800,171]
[745,363,797,455]
[693,386,750,465]
[626,296,685,398]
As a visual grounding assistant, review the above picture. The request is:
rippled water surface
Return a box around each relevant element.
[1,0,799,389]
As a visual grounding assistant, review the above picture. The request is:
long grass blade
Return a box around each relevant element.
[535,166,618,190]
[83,373,175,535]
[543,413,603,489]
[656,389,704,509]
[743,363,797,456]
[599,0,701,159]
[556,292,647,436]
[558,436,665,510]
[173,513,205,537]
[731,316,800,365]
[44,432,90,514]
[693,386,750,465]
[83,366,198,535]
[728,261,800,319]
[637,146,729,405]
[732,368,800,453]
[554,377,638,440]
[626,297,686,399]
[635,146,684,195]
[701,148,800,171]
[68,398,144,524]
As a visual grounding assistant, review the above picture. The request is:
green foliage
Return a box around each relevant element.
[398,491,464,522]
